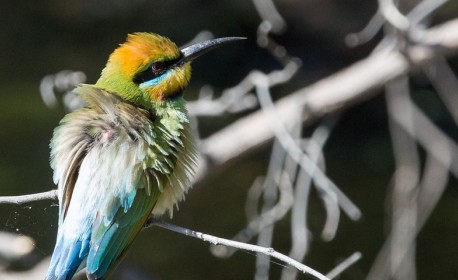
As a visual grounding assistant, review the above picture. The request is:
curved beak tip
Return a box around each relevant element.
[180,36,246,63]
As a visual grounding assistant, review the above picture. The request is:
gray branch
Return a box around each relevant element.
[0,190,57,205]
[200,18,458,166]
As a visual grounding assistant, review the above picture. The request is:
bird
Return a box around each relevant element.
[45,33,244,280]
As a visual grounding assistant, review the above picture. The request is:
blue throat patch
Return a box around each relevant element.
[139,70,170,88]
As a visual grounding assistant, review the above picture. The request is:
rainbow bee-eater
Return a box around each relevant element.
[45,33,244,280]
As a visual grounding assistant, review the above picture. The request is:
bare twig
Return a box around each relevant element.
[252,0,286,34]
[367,81,455,279]
[378,0,410,31]
[325,252,362,279]
[0,190,57,205]
[147,218,331,280]
[367,152,451,280]
[409,0,448,26]
[255,75,361,220]
[254,173,292,280]
[281,121,335,280]
[386,76,420,280]
[211,168,294,258]
[396,96,458,178]
[345,9,385,47]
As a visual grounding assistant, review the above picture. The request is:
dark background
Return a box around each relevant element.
[0,0,457,279]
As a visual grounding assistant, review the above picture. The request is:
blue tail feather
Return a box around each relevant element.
[45,234,91,280]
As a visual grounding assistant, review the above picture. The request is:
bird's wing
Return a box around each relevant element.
[76,148,160,278]
[48,86,197,279]
[49,129,160,279]
[50,107,95,225]
[86,171,159,278]
[47,86,166,279]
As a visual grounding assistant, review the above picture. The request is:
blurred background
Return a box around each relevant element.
[0,0,457,279]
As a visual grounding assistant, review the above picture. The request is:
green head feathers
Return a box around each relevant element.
[96,33,189,106]
[95,33,245,108]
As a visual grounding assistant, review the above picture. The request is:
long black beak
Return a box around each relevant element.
[180,37,246,63]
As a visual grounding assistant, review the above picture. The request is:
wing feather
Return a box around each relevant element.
[46,85,197,280]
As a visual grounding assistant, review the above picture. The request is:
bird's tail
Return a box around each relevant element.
[45,233,90,280]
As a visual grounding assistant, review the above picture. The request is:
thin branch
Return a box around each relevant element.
[378,0,410,31]
[252,0,287,34]
[367,153,450,280]
[244,177,265,222]
[254,173,284,280]
[254,75,361,220]
[346,0,448,47]
[281,121,335,280]
[212,170,294,258]
[386,76,420,280]
[397,95,458,178]
[368,64,456,280]
[408,0,447,26]
[325,252,362,279]
[147,218,330,280]
[345,9,385,47]
[253,134,295,279]
[0,190,57,205]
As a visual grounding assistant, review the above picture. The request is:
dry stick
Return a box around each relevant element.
[408,0,448,32]
[378,0,410,31]
[254,173,292,280]
[281,123,335,280]
[0,190,57,205]
[252,0,287,34]
[213,170,295,259]
[148,218,330,280]
[345,10,385,47]
[201,18,458,167]
[254,76,361,220]
[386,77,420,280]
[253,137,291,279]
[368,77,457,280]
[325,252,362,279]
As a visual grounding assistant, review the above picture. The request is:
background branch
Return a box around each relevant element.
[200,18,458,167]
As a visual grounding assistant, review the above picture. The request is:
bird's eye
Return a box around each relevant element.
[151,62,166,73]
[133,56,182,84]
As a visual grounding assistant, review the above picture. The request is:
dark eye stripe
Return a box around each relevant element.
[132,56,181,84]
